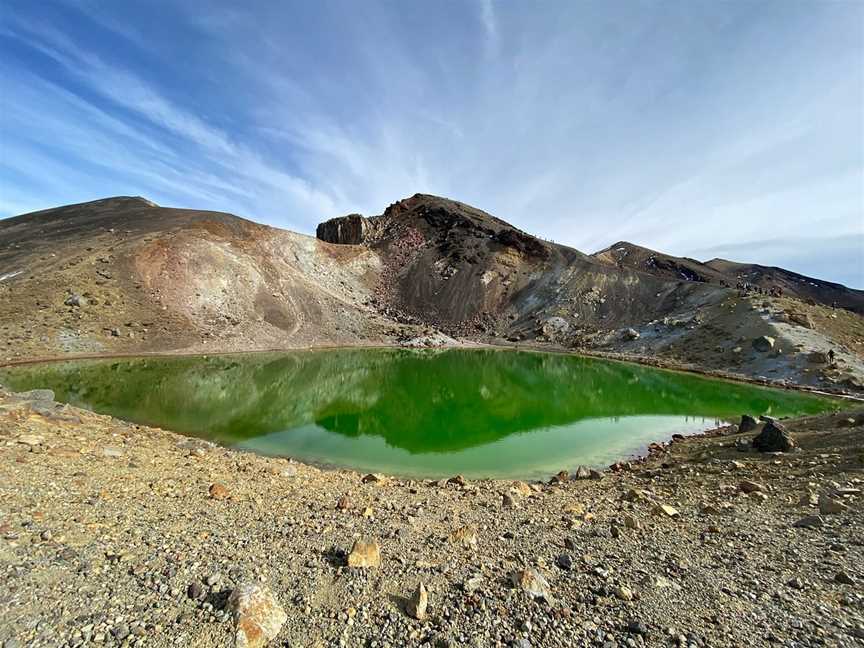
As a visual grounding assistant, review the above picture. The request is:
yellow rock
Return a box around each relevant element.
[347,537,381,568]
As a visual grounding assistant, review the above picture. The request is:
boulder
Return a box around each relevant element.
[788,312,814,329]
[752,336,775,352]
[227,583,287,648]
[739,414,759,434]
[752,420,796,452]
[623,328,640,341]
[541,317,570,339]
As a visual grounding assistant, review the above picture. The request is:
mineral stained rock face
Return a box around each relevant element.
[316,214,371,244]
[227,583,287,648]
[752,420,797,452]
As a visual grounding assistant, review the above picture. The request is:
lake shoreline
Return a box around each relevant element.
[1,341,860,402]
[1,385,862,647]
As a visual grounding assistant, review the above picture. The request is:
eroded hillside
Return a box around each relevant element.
[1,194,862,393]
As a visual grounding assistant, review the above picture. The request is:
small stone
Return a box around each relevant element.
[653,504,679,518]
[556,554,573,570]
[209,483,231,500]
[737,480,765,494]
[510,568,553,601]
[463,574,484,593]
[449,525,478,547]
[16,435,44,446]
[347,538,381,568]
[187,581,205,600]
[361,473,386,484]
[447,475,467,487]
[511,481,534,497]
[819,493,849,515]
[623,515,640,530]
[502,493,517,508]
[111,624,130,641]
[835,571,855,585]
[550,470,569,483]
[627,620,648,635]
[623,488,647,502]
[792,515,823,528]
[407,582,428,620]
[227,583,287,648]
[615,586,634,601]
[798,492,819,507]
[336,495,351,510]
[101,447,123,458]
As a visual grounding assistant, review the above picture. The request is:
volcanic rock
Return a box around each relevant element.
[227,583,287,648]
[739,414,759,434]
[752,336,775,352]
[752,420,796,452]
[347,538,381,568]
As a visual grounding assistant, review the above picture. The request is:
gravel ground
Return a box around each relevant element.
[1,388,862,648]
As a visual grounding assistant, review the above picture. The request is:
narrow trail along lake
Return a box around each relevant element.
[0,349,839,478]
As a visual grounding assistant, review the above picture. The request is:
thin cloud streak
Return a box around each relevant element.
[0,0,860,287]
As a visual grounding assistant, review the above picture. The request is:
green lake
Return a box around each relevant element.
[0,349,839,478]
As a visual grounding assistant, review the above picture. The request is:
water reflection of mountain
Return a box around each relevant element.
[0,349,834,454]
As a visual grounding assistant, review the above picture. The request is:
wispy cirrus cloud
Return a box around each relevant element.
[0,0,861,287]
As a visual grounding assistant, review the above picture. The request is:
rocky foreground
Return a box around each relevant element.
[1,388,863,648]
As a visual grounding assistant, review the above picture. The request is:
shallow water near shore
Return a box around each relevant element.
[0,349,839,478]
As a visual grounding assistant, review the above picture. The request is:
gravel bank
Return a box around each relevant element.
[1,388,862,648]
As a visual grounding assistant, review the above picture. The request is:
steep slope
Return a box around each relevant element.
[592,241,729,284]
[704,257,863,313]
[0,197,397,359]
[592,241,864,314]
[318,194,717,340]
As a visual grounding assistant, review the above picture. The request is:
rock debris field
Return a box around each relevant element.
[0,387,863,648]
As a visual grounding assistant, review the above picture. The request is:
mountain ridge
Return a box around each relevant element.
[1,193,862,392]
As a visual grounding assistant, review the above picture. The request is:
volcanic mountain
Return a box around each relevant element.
[1,194,862,391]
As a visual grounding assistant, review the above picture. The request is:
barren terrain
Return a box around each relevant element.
[1,195,863,648]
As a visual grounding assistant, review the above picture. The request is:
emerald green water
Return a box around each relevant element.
[0,349,838,478]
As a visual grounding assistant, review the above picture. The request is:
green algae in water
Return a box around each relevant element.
[0,349,839,478]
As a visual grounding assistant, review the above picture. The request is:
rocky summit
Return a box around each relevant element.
[0,195,863,648]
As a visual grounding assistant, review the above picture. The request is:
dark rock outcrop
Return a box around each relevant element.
[316,214,372,245]
[739,414,759,434]
[752,420,797,452]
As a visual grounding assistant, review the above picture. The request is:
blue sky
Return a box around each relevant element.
[1,0,862,287]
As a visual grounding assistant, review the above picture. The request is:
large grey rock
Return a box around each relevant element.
[752,420,796,452]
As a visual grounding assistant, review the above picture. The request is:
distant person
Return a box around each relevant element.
[828,349,836,365]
